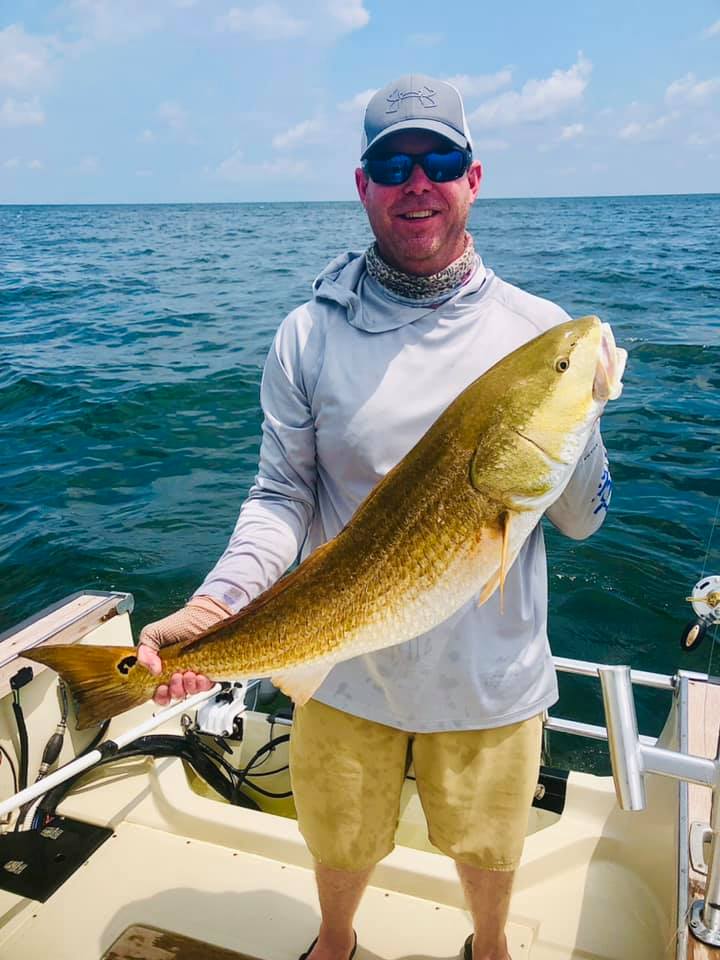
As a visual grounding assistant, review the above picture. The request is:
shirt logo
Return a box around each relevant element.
[386,86,437,113]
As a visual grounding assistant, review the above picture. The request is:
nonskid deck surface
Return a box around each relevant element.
[0,822,533,960]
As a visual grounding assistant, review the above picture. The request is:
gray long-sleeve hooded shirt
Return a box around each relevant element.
[195,252,612,731]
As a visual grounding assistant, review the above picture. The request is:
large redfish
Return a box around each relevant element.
[25,317,625,728]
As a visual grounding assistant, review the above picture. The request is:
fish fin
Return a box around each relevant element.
[477,569,501,607]
[499,511,512,614]
[477,513,518,612]
[271,661,333,706]
[23,643,154,730]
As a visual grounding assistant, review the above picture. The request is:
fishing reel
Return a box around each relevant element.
[680,575,720,652]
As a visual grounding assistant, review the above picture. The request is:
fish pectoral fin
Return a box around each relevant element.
[499,511,512,613]
[477,513,518,614]
[477,568,501,608]
[271,661,333,706]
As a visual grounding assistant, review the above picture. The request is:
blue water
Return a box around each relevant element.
[1,196,719,770]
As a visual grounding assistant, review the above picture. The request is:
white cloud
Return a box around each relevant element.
[327,0,369,32]
[215,148,307,181]
[618,113,676,142]
[138,128,156,142]
[704,19,720,38]
[273,117,323,149]
[560,123,584,140]
[0,24,56,92]
[407,32,444,47]
[157,100,188,132]
[218,4,307,38]
[3,157,20,169]
[469,55,592,129]
[0,96,45,127]
[28,159,44,170]
[474,138,509,152]
[338,88,377,112]
[666,72,720,105]
[444,70,512,99]
[66,0,164,42]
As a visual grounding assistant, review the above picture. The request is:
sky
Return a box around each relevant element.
[1,0,719,202]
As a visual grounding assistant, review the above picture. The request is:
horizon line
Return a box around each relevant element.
[1,190,719,207]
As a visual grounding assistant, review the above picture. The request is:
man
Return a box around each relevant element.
[139,75,615,960]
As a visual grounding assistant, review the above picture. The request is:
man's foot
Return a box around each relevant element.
[299,930,357,960]
[462,933,511,960]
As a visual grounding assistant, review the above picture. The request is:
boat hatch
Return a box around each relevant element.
[102,924,258,960]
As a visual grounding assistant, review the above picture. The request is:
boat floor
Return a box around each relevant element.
[0,607,681,960]
[0,820,533,960]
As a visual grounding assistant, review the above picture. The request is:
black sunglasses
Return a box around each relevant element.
[362,148,472,186]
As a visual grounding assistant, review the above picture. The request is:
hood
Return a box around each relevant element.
[312,250,489,334]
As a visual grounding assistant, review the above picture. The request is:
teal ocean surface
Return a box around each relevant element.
[1,195,719,770]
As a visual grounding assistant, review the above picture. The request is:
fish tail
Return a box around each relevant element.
[23,643,154,729]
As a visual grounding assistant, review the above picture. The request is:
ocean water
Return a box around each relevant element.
[1,196,719,771]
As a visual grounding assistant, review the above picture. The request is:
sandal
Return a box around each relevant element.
[298,931,358,960]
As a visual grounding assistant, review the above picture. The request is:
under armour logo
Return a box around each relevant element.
[386,86,437,112]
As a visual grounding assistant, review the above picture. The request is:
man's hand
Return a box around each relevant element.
[137,596,231,705]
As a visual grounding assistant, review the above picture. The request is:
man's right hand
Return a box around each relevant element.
[137,595,231,705]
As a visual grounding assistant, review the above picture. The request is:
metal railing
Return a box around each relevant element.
[550,656,716,956]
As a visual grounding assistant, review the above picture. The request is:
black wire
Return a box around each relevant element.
[0,744,18,795]
[184,730,242,780]
[233,733,291,802]
[58,681,69,722]
[79,719,111,757]
[238,733,291,782]
[34,726,292,825]
[36,733,261,823]
[11,693,29,792]
[243,764,290,778]
[242,780,293,800]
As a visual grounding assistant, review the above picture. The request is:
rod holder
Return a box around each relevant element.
[598,665,646,811]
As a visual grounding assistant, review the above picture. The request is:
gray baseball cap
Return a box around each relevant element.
[361,74,473,160]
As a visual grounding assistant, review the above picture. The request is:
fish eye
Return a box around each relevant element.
[555,356,571,373]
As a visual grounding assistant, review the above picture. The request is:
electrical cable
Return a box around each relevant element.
[11,692,29,793]
[241,780,293,800]
[242,764,290,778]
[233,733,292,802]
[79,719,111,757]
[35,732,261,824]
[16,681,73,831]
[0,744,19,795]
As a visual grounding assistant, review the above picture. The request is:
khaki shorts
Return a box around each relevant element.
[289,699,542,873]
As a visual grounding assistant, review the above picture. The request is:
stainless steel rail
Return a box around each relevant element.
[553,655,677,690]
[549,656,712,956]
[596,665,720,950]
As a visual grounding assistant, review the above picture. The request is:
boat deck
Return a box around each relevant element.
[0,596,690,959]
